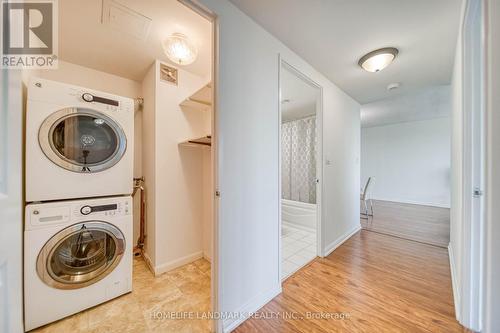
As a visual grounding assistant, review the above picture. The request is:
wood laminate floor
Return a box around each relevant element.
[361,200,450,247]
[235,230,467,333]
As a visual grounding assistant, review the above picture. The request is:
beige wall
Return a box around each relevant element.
[202,148,213,261]
[142,60,211,273]
[141,63,157,266]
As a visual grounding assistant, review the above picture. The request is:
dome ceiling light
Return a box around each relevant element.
[358,47,399,73]
[163,33,198,66]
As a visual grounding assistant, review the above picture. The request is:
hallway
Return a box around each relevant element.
[236,230,466,332]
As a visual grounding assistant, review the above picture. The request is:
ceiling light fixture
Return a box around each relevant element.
[163,33,198,66]
[358,47,399,73]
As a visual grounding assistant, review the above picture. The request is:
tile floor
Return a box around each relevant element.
[32,257,211,333]
[281,224,317,279]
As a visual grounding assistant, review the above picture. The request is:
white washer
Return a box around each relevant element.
[26,78,134,202]
[24,196,133,331]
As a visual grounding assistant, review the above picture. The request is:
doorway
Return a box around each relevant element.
[279,60,322,280]
[20,0,219,331]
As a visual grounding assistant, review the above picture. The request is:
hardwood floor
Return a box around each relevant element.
[234,230,467,333]
[361,200,450,247]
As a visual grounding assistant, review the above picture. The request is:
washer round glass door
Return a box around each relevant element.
[36,221,125,289]
[39,107,127,173]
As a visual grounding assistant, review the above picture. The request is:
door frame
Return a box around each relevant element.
[176,1,221,332]
[278,56,324,283]
[460,0,485,330]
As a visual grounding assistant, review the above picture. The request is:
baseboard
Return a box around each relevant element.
[371,197,450,209]
[223,285,282,332]
[203,252,212,262]
[153,251,204,276]
[323,225,361,257]
[142,250,155,275]
[282,221,316,233]
[448,243,461,321]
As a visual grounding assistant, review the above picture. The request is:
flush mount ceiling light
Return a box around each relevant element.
[163,33,198,66]
[358,47,399,73]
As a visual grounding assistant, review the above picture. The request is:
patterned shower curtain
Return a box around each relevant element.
[281,116,316,204]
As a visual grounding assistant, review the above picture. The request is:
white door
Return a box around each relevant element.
[0,69,23,333]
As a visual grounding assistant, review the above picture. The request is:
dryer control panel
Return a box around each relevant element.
[27,78,134,114]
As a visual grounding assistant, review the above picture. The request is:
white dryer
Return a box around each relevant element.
[26,78,134,202]
[24,196,133,331]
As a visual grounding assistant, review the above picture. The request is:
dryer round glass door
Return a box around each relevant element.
[36,221,125,289]
[38,107,127,173]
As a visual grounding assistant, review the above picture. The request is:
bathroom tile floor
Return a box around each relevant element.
[32,257,212,333]
[281,225,317,279]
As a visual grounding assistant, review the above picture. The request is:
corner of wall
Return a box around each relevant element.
[141,61,158,267]
[222,285,282,333]
[323,224,361,257]
[448,243,461,321]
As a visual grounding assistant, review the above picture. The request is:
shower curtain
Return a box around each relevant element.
[282,116,316,204]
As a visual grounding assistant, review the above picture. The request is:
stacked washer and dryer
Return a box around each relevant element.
[24,78,135,331]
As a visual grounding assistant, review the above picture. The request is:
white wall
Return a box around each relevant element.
[361,117,451,207]
[450,2,500,331]
[197,0,360,331]
[484,0,500,331]
[142,60,211,273]
[21,60,144,244]
[449,0,472,326]
[450,4,464,321]
[0,71,23,333]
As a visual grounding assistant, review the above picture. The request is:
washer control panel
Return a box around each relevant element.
[79,203,118,215]
[25,196,132,230]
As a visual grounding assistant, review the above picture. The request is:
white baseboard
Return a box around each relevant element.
[448,243,461,321]
[153,251,204,276]
[371,197,451,209]
[323,225,361,257]
[223,285,282,332]
[282,221,316,233]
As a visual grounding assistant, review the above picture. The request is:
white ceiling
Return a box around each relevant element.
[281,65,319,122]
[59,0,212,82]
[361,85,451,128]
[229,0,461,104]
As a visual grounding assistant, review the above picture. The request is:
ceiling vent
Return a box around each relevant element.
[101,0,152,41]
[387,82,401,91]
[160,63,178,85]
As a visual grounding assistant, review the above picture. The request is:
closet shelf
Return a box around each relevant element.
[180,83,212,111]
[179,135,211,148]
